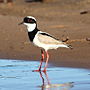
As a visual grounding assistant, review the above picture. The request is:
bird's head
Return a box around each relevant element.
[19,16,37,32]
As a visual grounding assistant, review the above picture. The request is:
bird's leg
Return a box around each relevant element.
[33,49,44,72]
[43,51,49,72]
[38,49,45,71]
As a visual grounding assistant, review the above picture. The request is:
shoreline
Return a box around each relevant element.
[0,58,90,70]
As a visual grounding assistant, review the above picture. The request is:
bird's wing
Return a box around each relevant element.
[37,32,64,45]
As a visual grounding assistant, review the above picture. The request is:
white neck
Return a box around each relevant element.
[24,23,37,32]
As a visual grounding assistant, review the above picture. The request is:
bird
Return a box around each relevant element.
[19,16,72,72]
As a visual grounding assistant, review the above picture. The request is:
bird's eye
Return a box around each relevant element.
[24,17,36,23]
[29,19,33,22]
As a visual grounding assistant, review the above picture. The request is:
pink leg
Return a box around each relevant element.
[43,51,49,72]
[38,49,44,70]
[33,49,44,72]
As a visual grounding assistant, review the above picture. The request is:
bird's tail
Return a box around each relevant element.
[67,44,73,49]
[60,42,73,49]
[58,43,73,49]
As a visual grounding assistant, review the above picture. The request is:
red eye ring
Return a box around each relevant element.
[30,20,32,22]
[27,18,32,22]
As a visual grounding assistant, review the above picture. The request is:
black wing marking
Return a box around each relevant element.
[40,32,59,41]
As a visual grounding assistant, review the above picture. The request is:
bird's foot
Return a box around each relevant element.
[32,68,47,72]
[42,69,47,73]
[32,69,41,72]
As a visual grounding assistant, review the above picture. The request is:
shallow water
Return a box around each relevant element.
[0,59,90,90]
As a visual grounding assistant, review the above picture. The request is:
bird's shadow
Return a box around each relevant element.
[37,71,74,90]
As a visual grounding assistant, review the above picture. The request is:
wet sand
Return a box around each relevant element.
[0,0,90,69]
[0,59,90,90]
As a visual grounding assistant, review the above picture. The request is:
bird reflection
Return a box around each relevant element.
[38,71,74,90]
[39,71,50,87]
[39,71,50,90]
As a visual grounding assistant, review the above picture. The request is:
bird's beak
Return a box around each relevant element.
[18,21,24,25]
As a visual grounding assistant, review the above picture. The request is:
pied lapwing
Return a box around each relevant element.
[19,16,72,72]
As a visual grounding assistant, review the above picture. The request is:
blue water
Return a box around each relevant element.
[0,59,90,90]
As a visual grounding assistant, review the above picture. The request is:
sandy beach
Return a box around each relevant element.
[0,0,90,69]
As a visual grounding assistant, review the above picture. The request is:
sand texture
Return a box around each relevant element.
[0,0,90,68]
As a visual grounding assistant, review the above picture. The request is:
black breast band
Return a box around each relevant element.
[28,29,39,42]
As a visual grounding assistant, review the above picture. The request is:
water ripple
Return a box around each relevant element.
[0,59,90,90]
